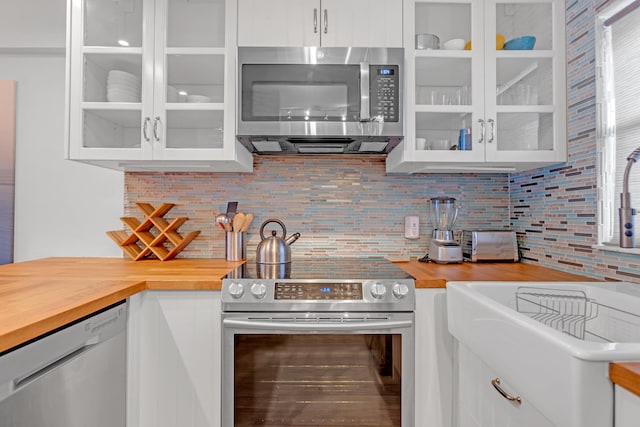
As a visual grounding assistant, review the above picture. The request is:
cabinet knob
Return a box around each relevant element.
[313,8,318,33]
[143,117,151,142]
[487,118,495,144]
[153,116,161,142]
[477,118,485,144]
[491,378,522,405]
[323,9,328,34]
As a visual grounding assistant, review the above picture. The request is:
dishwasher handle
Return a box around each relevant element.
[13,341,97,390]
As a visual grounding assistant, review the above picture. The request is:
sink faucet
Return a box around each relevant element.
[620,147,640,248]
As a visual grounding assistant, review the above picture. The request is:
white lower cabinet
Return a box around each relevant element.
[127,291,221,427]
[454,343,554,427]
[615,385,640,427]
[415,289,454,427]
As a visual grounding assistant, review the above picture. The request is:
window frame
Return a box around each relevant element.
[595,0,640,249]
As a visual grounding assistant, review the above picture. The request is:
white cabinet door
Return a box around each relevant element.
[415,289,454,427]
[237,0,319,46]
[128,291,222,427]
[455,343,555,427]
[615,386,640,427]
[237,0,403,47]
[66,0,253,172]
[387,0,566,174]
[482,0,566,167]
[67,0,152,162]
[320,0,403,47]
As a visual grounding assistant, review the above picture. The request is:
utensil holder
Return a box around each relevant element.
[226,232,246,261]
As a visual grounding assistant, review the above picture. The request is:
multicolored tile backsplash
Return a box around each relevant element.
[511,0,640,283]
[124,0,640,284]
[125,156,509,260]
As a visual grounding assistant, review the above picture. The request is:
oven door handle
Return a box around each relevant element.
[223,318,412,332]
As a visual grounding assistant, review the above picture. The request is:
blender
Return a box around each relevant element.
[428,196,463,263]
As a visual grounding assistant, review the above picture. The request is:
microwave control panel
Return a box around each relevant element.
[370,65,400,122]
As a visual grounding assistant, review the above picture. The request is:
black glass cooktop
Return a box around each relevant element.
[224,258,414,281]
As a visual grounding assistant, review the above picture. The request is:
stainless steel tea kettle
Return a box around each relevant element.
[256,218,300,264]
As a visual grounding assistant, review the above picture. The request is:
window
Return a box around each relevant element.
[596,0,640,248]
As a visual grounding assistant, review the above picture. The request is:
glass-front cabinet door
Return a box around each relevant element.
[67,0,251,169]
[154,0,228,160]
[406,1,482,167]
[68,0,149,160]
[484,0,565,165]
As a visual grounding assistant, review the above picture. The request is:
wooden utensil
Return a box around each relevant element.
[232,212,246,232]
[240,213,254,232]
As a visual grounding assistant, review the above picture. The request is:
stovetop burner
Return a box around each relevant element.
[224,257,414,281]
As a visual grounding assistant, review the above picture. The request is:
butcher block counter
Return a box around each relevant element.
[0,257,593,354]
[2,257,636,396]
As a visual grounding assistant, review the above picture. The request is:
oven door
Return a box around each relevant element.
[222,312,414,427]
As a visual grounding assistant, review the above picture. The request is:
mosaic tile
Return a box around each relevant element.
[125,156,509,260]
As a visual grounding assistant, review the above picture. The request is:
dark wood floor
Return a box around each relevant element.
[234,335,401,426]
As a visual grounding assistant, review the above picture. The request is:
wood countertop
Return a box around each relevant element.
[2,257,636,394]
[610,363,640,398]
[0,257,243,353]
[395,259,593,287]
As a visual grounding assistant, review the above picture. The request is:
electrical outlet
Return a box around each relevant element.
[405,216,419,239]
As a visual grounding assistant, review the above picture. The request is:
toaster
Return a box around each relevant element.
[462,230,519,262]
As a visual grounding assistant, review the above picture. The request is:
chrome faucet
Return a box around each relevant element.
[620,147,640,248]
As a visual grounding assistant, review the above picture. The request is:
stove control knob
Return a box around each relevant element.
[228,282,245,299]
[392,283,410,299]
[250,283,267,299]
[370,283,387,299]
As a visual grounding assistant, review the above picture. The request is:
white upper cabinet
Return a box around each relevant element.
[65,0,253,172]
[237,0,403,47]
[387,0,567,174]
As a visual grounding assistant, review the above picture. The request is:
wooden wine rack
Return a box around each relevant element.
[106,202,201,261]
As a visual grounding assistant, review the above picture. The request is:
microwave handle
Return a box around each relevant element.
[360,62,370,121]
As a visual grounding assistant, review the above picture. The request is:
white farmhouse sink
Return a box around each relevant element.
[447,281,640,427]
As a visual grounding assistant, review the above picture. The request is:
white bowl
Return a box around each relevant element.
[167,85,179,102]
[108,79,138,87]
[443,38,466,50]
[107,84,140,95]
[187,94,211,103]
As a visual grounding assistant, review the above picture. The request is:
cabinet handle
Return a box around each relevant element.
[143,117,151,142]
[491,378,522,405]
[487,118,495,143]
[313,8,318,33]
[153,116,161,142]
[323,9,328,34]
[477,118,485,144]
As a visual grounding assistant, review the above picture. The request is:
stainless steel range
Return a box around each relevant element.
[221,258,415,427]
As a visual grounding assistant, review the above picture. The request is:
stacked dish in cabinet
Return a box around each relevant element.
[107,70,140,103]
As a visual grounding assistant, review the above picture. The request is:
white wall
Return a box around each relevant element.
[0,0,124,261]
[0,0,66,50]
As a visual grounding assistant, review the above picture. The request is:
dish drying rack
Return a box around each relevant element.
[515,286,640,342]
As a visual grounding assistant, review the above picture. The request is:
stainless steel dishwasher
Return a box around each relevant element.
[0,300,128,427]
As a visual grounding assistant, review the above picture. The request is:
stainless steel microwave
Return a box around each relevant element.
[236,47,404,154]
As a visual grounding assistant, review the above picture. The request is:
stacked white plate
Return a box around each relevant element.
[107,70,141,102]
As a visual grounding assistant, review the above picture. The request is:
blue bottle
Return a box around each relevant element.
[458,128,472,151]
